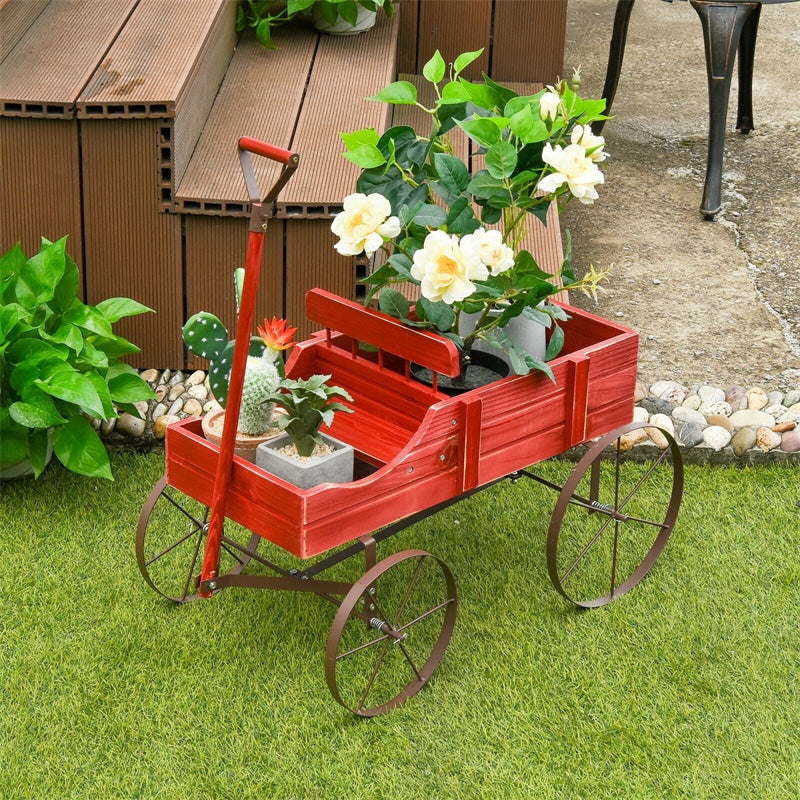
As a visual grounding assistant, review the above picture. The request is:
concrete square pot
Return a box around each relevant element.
[255,432,354,490]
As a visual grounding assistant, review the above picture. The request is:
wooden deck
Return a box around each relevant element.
[0,0,568,368]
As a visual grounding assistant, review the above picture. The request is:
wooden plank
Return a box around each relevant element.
[175,26,318,215]
[0,0,137,117]
[490,0,568,83]
[415,0,492,79]
[279,11,400,215]
[76,0,231,118]
[0,0,49,64]
[305,288,461,376]
[183,215,285,370]
[80,118,183,368]
[0,117,83,268]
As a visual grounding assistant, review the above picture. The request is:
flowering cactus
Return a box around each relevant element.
[181,271,295,435]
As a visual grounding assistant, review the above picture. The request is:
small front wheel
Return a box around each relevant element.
[325,550,457,717]
[136,476,260,604]
[547,423,683,608]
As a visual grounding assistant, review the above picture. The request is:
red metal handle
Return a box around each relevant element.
[238,136,296,164]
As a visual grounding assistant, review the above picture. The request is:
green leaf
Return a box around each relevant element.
[35,367,107,419]
[446,197,480,235]
[418,298,454,332]
[255,18,276,49]
[64,303,114,337]
[0,242,27,304]
[52,416,113,480]
[458,80,501,112]
[9,393,66,428]
[412,204,448,229]
[0,420,29,467]
[422,50,446,84]
[342,144,386,170]
[433,153,469,195]
[95,297,153,323]
[545,324,565,361]
[340,128,379,151]
[108,372,156,404]
[13,236,67,309]
[439,81,469,104]
[27,428,52,478]
[52,251,81,314]
[378,288,410,320]
[368,81,418,106]
[44,322,83,353]
[457,117,502,148]
[453,48,484,76]
[6,337,69,367]
[467,171,508,201]
[485,141,518,180]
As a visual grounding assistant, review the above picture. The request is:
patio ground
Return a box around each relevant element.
[561,0,800,392]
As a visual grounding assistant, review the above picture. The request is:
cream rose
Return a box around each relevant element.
[537,142,604,204]
[539,89,561,122]
[410,230,488,305]
[462,228,515,276]
[571,124,607,163]
[331,192,401,257]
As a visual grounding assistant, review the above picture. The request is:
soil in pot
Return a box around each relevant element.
[410,351,510,395]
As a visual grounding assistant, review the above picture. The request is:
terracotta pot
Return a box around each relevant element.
[201,409,284,463]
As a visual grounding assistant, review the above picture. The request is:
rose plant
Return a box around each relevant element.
[333,49,610,381]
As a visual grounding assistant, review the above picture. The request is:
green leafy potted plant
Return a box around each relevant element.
[332,49,610,388]
[182,271,294,462]
[236,0,393,49]
[255,373,354,489]
[0,236,156,480]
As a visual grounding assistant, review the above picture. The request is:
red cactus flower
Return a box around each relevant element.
[257,317,297,352]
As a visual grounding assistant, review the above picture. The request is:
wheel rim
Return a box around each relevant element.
[547,423,683,608]
[136,476,260,604]
[325,550,457,717]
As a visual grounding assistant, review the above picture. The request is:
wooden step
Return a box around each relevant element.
[175,12,399,218]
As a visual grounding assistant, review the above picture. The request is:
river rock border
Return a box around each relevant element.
[100,370,800,465]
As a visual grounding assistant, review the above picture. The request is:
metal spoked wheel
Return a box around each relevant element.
[325,550,457,717]
[547,423,683,609]
[136,475,260,604]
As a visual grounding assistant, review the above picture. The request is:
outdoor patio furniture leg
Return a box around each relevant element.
[736,3,762,132]
[594,0,637,135]
[690,0,761,218]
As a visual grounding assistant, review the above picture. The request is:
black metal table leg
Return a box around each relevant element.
[594,0,637,135]
[690,0,762,218]
[736,3,762,132]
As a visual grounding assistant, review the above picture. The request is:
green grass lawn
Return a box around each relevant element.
[1,450,798,799]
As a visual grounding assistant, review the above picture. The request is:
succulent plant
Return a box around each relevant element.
[263,374,353,457]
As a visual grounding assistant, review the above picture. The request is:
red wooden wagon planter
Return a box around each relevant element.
[136,139,684,717]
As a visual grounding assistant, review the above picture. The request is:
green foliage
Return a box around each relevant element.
[235,0,394,48]
[263,374,353,457]
[0,237,155,479]
[338,51,611,375]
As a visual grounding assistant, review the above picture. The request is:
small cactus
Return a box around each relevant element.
[182,270,294,436]
[238,356,280,435]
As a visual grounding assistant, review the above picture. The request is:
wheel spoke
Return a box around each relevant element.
[326,550,457,717]
[547,423,683,608]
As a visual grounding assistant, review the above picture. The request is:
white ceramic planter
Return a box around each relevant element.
[311,4,376,35]
[256,432,354,490]
[458,308,547,373]
[0,431,53,480]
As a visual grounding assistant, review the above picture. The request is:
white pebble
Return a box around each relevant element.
[702,426,731,452]
[648,413,675,435]
[728,409,776,429]
[672,406,707,427]
[698,385,726,404]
